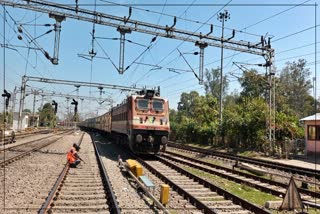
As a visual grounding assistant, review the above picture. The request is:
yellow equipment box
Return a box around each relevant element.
[135,164,143,177]
[126,159,143,177]
[160,184,170,205]
[126,159,137,170]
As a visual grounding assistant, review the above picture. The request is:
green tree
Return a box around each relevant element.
[223,97,268,151]
[239,69,267,98]
[172,91,219,145]
[39,103,56,127]
[0,112,13,126]
[177,91,200,117]
[23,109,31,113]
[169,109,178,140]
[193,95,219,144]
[275,112,304,141]
[204,67,229,99]
[277,59,313,118]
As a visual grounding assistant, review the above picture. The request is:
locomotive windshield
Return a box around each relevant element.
[152,100,163,111]
[137,99,149,110]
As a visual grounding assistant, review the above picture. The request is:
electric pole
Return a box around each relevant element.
[17,76,27,131]
[217,10,230,125]
[32,90,36,127]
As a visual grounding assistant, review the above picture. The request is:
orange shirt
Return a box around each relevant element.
[67,147,78,164]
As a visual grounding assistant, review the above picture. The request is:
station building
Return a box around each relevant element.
[300,113,320,155]
[12,112,29,130]
[12,112,39,130]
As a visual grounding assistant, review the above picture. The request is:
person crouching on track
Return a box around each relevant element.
[67,143,83,168]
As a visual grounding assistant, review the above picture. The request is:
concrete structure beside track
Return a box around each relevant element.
[300,113,320,155]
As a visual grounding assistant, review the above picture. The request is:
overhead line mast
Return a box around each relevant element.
[1,0,274,83]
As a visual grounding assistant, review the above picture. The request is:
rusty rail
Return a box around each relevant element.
[168,142,320,179]
[164,151,320,199]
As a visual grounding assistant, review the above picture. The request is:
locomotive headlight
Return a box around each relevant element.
[161,136,168,145]
[147,136,154,143]
[136,134,143,143]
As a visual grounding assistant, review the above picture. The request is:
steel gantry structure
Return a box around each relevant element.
[1,0,274,77]
[17,75,151,130]
[2,0,276,151]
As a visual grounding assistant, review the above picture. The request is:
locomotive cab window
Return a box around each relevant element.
[137,99,149,110]
[152,100,164,111]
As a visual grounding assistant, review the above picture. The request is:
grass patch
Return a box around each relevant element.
[183,166,279,206]
[238,150,260,158]
[203,158,224,166]
[168,148,226,166]
[270,208,319,214]
[185,143,213,149]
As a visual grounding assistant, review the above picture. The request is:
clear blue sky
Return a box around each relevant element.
[1,0,319,120]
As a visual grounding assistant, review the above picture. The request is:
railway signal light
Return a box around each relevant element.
[52,100,58,114]
[71,99,78,114]
[2,90,11,109]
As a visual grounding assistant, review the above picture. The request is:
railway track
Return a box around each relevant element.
[136,155,270,214]
[0,129,52,145]
[0,130,71,167]
[167,142,320,180]
[0,130,69,153]
[162,150,320,209]
[39,133,120,213]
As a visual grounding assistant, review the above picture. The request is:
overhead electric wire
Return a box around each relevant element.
[155,0,168,26]
[128,0,199,85]
[94,37,119,72]
[202,39,320,71]
[239,0,312,32]
[203,0,316,72]
[166,83,204,97]
[51,3,316,7]
[202,0,316,69]
[3,7,54,64]
[18,12,44,25]
[134,0,232,85]
[273,25,320,42]
[0,10,67,94]
[184,54,320,100]
[99,0,260,38]
[2,7,62,86]
[157,0,232,66]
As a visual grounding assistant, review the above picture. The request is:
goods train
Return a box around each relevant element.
[79,89,170,154]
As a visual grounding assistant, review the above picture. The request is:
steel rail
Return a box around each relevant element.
[163,152,284,196]
[168,142,320,179]
[118,159,170,214]
[38,132,84,214]
[92,135,121,213]
[0,129,51,143]
[0,132,71,167]
[0,133,48,148]
[38,162,69,214]
[154,155,271,214]
[0,130,68,152]
[136,156,217,214]
[163,151,320,202]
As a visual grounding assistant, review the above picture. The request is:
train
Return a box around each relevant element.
[79,89,170,154]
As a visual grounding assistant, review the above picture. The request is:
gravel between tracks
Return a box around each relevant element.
[94,135,200,214]
[0,131,82,213]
